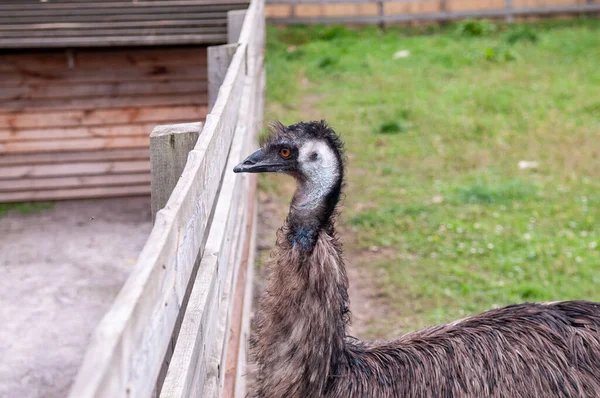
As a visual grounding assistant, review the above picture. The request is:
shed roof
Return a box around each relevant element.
[0,0,249,49]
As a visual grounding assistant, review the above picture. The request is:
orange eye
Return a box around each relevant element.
[280,148,291,158]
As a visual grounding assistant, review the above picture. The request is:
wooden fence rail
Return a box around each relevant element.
[67,0,264,396]
[266,0,599,25]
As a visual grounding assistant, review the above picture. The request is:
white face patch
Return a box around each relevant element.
[296,140,339,209]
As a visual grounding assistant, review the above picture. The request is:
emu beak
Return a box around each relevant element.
[233,148,284,173]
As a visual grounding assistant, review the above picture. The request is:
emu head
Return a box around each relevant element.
[234,120,345,235]
[234,120,344,191]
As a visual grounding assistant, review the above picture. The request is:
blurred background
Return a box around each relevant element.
[259,6,600,338]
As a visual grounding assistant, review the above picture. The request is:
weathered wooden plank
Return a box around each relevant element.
[0,106,208,130]
[151,122,204,394]
[0,12,229,24]
[0,19,226,32]
[505,0,514,22]
[67,42,247,398]
[268,3,600,23]
[0,27,225,39]
[219,4,262,394]
[159,121,247,398]
[235,176,257,398]
[203,129,250,398]
[0,149,149,167]
[150,122,202,221]
[0,135,150,153]
[216,174,249,396]
[0,80,208,101]
[0,172,150,192]
[0,66,207,88]
[0,184,150,202]
[227,9,247,44]
[1,160,149,179]
[208,44,238,111]
[0,34,227,49]
[0,123,160,142]
[0,92,207,112]
[223,182,252,398]
[0,48,207,71]
[0,5,247,18]
[0,1,250,11]
[202,187,247,398]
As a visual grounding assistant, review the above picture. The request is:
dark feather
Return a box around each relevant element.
[251,121,600,398]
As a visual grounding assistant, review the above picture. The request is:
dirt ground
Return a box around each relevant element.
[0,197,152,398]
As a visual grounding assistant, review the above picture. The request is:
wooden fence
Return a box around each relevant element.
[266,0,600,25]
[67,0,264,396]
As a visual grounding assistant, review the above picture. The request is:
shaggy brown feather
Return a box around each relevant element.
[249,121,600,398]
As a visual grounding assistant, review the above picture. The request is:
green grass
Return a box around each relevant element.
[265,19,600,332]
[0,202,55,217]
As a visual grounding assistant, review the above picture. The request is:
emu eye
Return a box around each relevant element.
[280,148,291,159]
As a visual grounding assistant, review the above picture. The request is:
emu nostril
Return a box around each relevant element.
[244,159,256,165]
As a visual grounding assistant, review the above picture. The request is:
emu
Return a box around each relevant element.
[233,120,600,398]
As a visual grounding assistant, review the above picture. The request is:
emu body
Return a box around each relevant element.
[235,121,600,398]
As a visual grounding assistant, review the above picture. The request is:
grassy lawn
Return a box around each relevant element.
[0,202,55,217]
[264,19,600,334]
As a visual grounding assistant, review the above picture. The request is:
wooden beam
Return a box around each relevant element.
[0,184,150,202]
[0,172,150,192]
[0,106,208,130]
[0,123,160,142]
[150,122,202,222]
[0,1,250,11]
[505,0,514,23]
[0,149,149,167]
[0,34,228,49]
[159,123,247,398]
[0,19,227,32]
[208,44,238,112]
[0,92,208,112]
[235,176,257,398]
[0,12,230,24]
[227,9,247,44]
[1,160,149,179]
[0,66,207,88]
[0,47,207,71]
[223,173,256,398]
[0,135,150,153]
[267,3,600,23]
[0,80,208,102]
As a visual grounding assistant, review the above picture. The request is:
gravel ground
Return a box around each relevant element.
[0,197,152,398]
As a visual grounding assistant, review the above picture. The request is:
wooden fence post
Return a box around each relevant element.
[505,0,514,23]
[377,0,385,31]
[440,0,448,25]
[228,9,247,44]
[208,44,239,112]
[150,122,202,222]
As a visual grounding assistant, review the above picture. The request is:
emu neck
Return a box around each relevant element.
[254,220,350,398]
[287,176,341,250]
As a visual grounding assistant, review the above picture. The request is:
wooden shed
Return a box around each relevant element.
[0,0,249,202]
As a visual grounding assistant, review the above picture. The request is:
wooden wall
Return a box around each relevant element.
[266,0,598,21]
[0,47,208,202]
[0,0,250,48]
